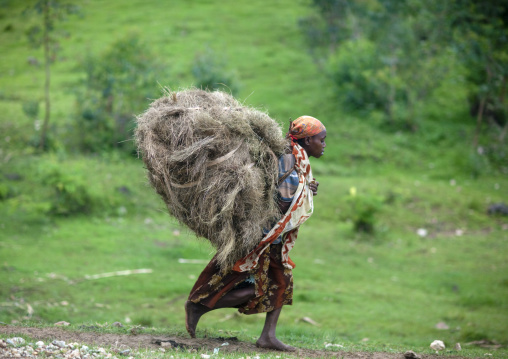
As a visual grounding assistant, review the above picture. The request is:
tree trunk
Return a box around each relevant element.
[498,77,506,142]
[39,0,51,151]
[386,59,396,126]
[473,96,486,150]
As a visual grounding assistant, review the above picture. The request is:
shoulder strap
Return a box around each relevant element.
[277,164,297,185]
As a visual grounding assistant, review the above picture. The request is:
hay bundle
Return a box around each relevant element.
[135,88,288,271]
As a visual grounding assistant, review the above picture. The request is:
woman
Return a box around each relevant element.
[185,116,326,351]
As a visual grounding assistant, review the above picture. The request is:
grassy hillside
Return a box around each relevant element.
[1,0,507,357]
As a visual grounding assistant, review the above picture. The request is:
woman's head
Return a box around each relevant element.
[289,116,327,158]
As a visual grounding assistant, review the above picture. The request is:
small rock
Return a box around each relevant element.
[112,321,123,327]
[5,173,23,181]
[27,56,40,66]
[130,326,143,335]
[117,186,131,195]
[301,316,320,326]
[119,349,131,356]
[416,228,428,237]
[201,355,211,359]
[404,350,421,359]
[36,341,45,347]
[435,321,449,330]
[455,343,462,351]
[52,340,66,348]
[430,340,445,352]
[6,337,25,346]
[54,321,70,326]
[487,203,508,216]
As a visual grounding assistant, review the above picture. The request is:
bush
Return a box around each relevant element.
[0,181,12,200]
[71,32,168,154]
[192,47,240,96]
[342,187,383,234]
[327,38,388,112]
[39,164,96,216]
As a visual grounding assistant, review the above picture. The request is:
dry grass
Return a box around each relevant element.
[135,88,288,270]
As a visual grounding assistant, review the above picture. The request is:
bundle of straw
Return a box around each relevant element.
[135,88,288,270]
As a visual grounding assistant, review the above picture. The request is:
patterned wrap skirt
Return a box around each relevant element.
[188,242,293,314]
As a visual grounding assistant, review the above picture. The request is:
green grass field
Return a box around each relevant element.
[1,0,507,357]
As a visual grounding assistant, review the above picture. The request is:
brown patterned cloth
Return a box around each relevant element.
[187,242,293,314]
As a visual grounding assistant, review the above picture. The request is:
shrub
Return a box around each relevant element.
[71,32,167,153]
[343,187,383,234]
[192,47,240,96]
[327,38,388,112]
[0,181,12,200]
[40,165,96,216]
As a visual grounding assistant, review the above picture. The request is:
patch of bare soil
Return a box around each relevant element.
[0,326,470,359]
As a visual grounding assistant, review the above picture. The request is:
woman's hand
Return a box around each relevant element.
[309,178,319,196]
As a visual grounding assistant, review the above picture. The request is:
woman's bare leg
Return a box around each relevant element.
[256,308,296,351]
[185,285,255,338]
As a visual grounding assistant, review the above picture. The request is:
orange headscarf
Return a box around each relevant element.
[287,116,326,141]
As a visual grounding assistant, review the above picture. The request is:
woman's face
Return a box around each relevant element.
[302,130,327,158]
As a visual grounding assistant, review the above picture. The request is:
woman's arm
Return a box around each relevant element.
[278,178,319,214]
[309,178,319,196]
[278,200,292,214]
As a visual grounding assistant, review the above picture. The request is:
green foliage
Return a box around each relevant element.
[23,0,81,152]
[301,0,507,142]
[191,47,240,96]
[71,32,167,153]
[24,0,80,59]
[342,186,383,234]
[0,181,13,200]
[21,100,39,120]
[1,0,508,354]
[2,155,128,218]
[39,162,95,216]
[327,38,386,112]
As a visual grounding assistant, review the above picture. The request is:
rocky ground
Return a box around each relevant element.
[0,326,481,359]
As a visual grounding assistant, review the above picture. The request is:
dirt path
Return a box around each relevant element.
[0,326,470,358]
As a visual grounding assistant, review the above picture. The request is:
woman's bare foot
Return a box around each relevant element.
[256,337,296,351]
[184,300,210,338]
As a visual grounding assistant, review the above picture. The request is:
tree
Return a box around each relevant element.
[304,1,458,130]
[451,0,508,153]
[299,0,506,140]
[72,32,167,153]
[25,0,79,151]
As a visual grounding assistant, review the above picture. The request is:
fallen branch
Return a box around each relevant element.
[178,259,209,264]
[84,269,153,280]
